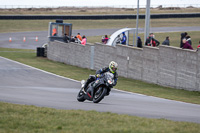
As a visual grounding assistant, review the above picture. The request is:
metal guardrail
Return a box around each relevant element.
[0,13,200,20]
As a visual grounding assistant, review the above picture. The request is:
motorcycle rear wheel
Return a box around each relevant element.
[93,87,107,103]
[77,90,85,102]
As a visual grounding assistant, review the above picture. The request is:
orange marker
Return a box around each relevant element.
[35,36,38,41]
[9,37,12,42]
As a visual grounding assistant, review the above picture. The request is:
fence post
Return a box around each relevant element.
[90,46,95,69]
[136,0,139,47]
[144,0,151,45]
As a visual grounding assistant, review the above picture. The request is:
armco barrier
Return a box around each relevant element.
[47,41,200,91]
[1,13,200,20]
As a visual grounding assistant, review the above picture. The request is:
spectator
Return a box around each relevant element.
[70,36,75,42]
[180,32,187,48]
[74,36,78,43]
[182,38,193,50]
[186,35,192,46]
[121,32,127,45]
[137,36,142,48]
[52,27,57,36]
[63,33,70,43]
[162,36,170,46]
[75,36,81,44]
[76,33,82,41]
[197,41,200,48]
[145,33,160,47]
[145,33,153,46]
[101,36,105,43]
[81,35,87,46]
[102,35,109,44]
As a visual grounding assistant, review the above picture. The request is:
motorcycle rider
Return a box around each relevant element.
[82,61,118,95]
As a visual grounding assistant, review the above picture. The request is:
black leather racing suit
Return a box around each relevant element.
[83,67,118,95]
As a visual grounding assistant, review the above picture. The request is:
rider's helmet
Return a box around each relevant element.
[109,61,118,73]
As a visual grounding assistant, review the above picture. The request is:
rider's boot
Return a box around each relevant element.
[82,81,89,94]
[82,87,86,94]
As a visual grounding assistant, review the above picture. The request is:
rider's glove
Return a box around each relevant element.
[96,74,100,78]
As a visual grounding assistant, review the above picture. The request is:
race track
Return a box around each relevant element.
[0,56,200,123]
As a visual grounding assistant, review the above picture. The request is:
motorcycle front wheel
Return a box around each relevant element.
[93,87,107,103]
[77,89,85,102]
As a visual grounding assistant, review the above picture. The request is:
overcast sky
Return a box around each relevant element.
[1,0,199,7]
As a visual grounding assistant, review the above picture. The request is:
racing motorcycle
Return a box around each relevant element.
[77,71,114,103]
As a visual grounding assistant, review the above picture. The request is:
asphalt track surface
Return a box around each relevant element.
[0,56,200,123]
[0,26,200,49]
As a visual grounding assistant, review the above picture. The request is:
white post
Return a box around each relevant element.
[136,0,139,47]
[144,0,151,45]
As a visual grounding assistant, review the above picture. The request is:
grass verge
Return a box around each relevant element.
[1,102,200,133]
[1,7,200,15]
[0,18,200,33]
[0,47,200,105]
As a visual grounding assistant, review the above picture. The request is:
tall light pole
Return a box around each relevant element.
[135,0,139,47]
[144,0,151,44]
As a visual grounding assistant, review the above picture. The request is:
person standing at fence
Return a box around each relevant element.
[145,33,160,47]
[197,41,200,48]
[81,35,87,46]
[186,35,192,46]
[76,33,82,41]
[70,36,75,42]
[162,36,170,46]
[63,33,70,43]
[74,36,80,43]
[180,32,187,48]
[182,38,193,50]
[121,32,127,45]
[52,27,57,36]
[102,35,109,44]
[137,36,142,48]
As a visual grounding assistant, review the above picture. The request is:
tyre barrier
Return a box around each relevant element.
[37,47,45,57]
[1,13,200,20]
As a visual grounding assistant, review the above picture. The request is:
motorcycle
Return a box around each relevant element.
[77,71,115,103]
